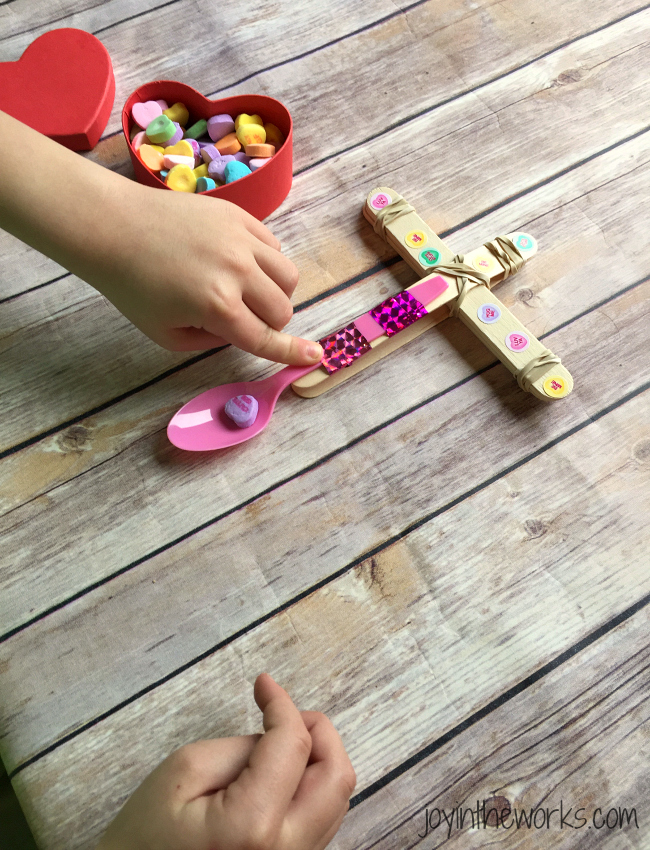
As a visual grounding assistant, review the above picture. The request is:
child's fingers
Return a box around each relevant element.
[241,272,294,331]
[205,304,322,365]
[158,735,261,800]
[209,675,312,839]
[284,711,356,846]
[163,326,229,351]
[242,210,282,251]
[254,242,300,298]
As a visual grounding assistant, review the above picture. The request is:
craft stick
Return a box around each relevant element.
[359,186,573,401]
[291,237,524,399]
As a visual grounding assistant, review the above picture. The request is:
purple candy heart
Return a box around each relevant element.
[162,122,183,148]
[201,144,221,164]
[208,155,235,181]
[233,152,251,165]
[224,395,258,428]
[207,114,235,142]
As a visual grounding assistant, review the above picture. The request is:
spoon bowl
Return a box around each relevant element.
[167,363,318,451]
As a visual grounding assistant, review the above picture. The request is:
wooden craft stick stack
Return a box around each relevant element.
[291,186,572,401]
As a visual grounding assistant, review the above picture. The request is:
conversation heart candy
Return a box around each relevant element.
[236,123,266,147]
[184,118,208,139]
[215,132,241,155]
[193,163,209,179]
[145,114,176,143]
[264,123,284,148]
[132,100,162,129]
[244,143,274,158]
[196,176,216,193]
[207,155,235,181]
[163,102,189,126]
[163,153,195,169]
[138,144,165,171]
[155,99,169,110]
[201,144,221,163]
[207,114,235,141]
[186,138,200,156]
[164,139,194,158]
[234,113,263,130]
[224,160,252,183]
[165,164,197,192]
[248,157,268,171]
[162,122,183,148]
[131,130,147,151]
[224,395,258,428]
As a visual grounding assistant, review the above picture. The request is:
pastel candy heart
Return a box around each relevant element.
[196,176,217,193]
[201,144,221,163]
[146,114,176,143]
[132,100,162,129]
[186,139,200,156]
[233,152,251,165]
[185,118,208,139]
[236,123,266,147]
[165,164,197,192]
[245,143,274,158]
[193,163,209,179]
[164,139,194,157]
[138,143,164,171]
[163,154,195,169]
[207,155,235,181]
[131,130,147,150]
[224,160,252,183]
[155,99,169,110]
[207,114,235,141]
[248,157,268,171]
[234,113,263,130]
[162,122,183,148]
[215,132,240,155]
[224,395,258,428]
[264,123,284,148]
[163,102,189,126]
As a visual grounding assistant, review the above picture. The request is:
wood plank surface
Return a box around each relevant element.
[1,11,648,446]
[331,606,650,849]
[1,0,648,848]
[8,388,649,848]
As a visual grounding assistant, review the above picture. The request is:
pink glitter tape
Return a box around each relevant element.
[369,290,427,336]
[319,323,372,374]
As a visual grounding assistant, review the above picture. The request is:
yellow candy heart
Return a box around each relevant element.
[264,123,285,148]
[163,102,189,126]
[236,123,266,147]
[234,113,263,130]
[166,164,197,192]
[164,139,194,157]
[193,163,209,178]
[150,145,165,153]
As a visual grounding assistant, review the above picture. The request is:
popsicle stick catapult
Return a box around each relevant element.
[291,187,572,401]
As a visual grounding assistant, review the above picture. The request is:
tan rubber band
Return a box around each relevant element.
[516,349,562,392]
[484,236,524,279]
[373,196,415,239]
[426,255,491,317]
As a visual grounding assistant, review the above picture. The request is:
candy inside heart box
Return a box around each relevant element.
[122,81,293,221]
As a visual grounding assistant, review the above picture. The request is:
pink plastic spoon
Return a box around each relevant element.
[167,363,319,451]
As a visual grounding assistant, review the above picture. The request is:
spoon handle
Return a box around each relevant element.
[266,362,321,397]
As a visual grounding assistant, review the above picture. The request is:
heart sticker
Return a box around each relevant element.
[0,28,115,150]
[122,80,293,221]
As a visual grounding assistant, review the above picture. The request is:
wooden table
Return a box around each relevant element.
[1,1,649,847]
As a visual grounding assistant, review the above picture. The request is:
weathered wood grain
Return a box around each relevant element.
[2,0,646,297]
[331,608,650,849]
[1,126,648,634]
[8,388,649,848]
[1,15,648,449]
[1,276,647,771]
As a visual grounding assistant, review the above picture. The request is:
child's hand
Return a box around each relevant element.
[0,110,323,366]
[96,185,324,365]
[95,674,356,850]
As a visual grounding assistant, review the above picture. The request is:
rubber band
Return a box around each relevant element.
[373,196,415,239]
[425,255,490,317]
[484,236,524,279]
[516,349,562,392]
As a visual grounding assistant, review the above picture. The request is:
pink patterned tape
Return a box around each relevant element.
[369,290,427,336]
[319,323,372,375]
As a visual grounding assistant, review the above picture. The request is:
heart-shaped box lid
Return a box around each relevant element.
[0,28,115,150]
[123,80,293,221]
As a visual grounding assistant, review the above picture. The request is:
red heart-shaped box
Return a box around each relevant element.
[0,29,114,150]
[123,81,293,221]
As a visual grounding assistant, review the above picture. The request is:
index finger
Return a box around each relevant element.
[217,674,311,826]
